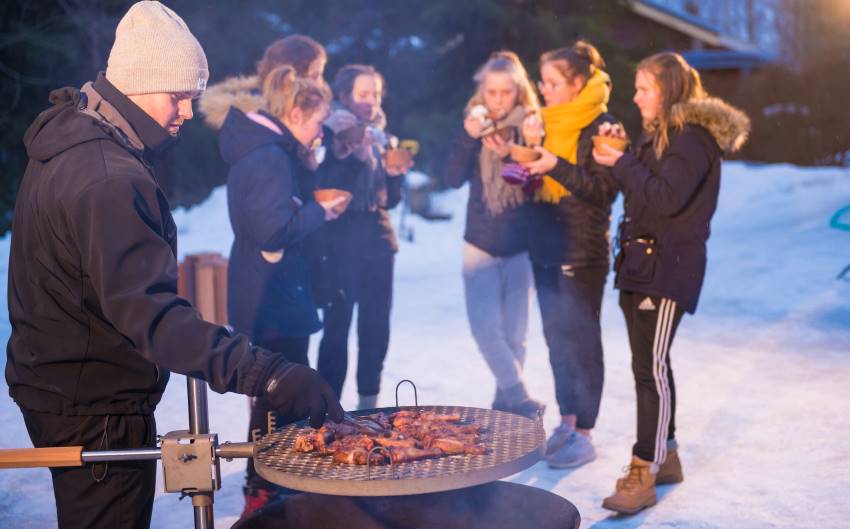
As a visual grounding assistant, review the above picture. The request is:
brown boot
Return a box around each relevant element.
[656,448,684,485]
[602,456,657,515]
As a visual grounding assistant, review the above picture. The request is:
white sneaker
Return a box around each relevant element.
[545,424,575,456]
[547,432,596,469]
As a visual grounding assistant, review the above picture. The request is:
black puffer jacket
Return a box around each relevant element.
[528,113,620,268]
[443,126,528,258]
[612,98,750,313]
[6,74,277,416]
[219,108,324,339]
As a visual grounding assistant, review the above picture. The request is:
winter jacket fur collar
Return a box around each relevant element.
[670,97,751,153]
[198,75,265,131]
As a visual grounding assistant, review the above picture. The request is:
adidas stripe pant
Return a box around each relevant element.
[620,290,685,465]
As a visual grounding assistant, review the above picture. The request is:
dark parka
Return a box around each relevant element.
[5,74,277,416]
[218,108,324,339]
[443,126,528,258]
[318,127,403,260]
[530,113,620,268]
[557,98,750,313]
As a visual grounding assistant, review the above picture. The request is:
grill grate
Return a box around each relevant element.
[254,405,544,496]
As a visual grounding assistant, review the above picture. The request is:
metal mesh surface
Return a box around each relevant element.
[254,405,544,496]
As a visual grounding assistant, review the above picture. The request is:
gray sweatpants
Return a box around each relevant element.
[462,242,533,391]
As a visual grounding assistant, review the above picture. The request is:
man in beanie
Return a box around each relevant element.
[5,2,342,528]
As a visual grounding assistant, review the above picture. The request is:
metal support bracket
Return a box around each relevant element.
[161,431,221,494]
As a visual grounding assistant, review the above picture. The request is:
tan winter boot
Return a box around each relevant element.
[656,448,684,485]
[602,456,657,515]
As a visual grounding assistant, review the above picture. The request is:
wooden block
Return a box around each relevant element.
[194,260,217,323]
[212,257,229,326]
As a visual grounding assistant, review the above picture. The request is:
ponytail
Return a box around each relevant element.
[263,64,331,120]
[540,40,606,85]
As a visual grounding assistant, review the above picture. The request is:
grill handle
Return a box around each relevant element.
[394,379,419,408]
[366,446,395,480]
[0,446,83,468]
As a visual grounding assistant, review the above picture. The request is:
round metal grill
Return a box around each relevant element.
[254,405,544,496]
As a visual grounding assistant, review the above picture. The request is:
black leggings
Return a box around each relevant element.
[317,253,394,398]
[245,334,310,491]
[534,263,608,429]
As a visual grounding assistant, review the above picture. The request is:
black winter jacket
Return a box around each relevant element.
[443,126,528,258]
[220,108,324,339]
[528,113,620,268]
[612,98,749,313]
[317,128,402,259]
[6,75,277,416]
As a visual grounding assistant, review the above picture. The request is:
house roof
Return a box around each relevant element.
[681,49,775,70]
[628,0,762,53]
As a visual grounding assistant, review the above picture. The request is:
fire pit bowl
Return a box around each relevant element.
[232,481,580,529]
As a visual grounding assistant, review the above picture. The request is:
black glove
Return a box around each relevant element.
[261,359,344,429]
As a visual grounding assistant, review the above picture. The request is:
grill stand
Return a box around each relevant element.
[0,379,543,528]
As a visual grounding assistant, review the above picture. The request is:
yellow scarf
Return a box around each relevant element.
[536,69,611,204]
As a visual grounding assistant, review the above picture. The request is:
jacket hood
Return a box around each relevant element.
[218,107,299,165]
[24,88,113,162]
[672,97,751,153]
[198,75,265,131]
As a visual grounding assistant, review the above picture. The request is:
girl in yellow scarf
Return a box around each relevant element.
[525,53,611,203]
[519,41,625,472]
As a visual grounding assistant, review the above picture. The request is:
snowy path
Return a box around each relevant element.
[1,162,848,528]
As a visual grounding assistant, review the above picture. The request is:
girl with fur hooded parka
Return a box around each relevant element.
[587,52,750,515]
[443,51,545,419]
[315,64,410,411]
[198,35,337,517]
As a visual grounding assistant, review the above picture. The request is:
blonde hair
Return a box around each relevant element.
[465,50,540,114]
[262,64,331,120]
[637,52,707,157]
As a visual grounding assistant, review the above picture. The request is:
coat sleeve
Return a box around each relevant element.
[547,156,619,207]
[234,146,325,252]
[442,126,479,189]
[385,166,404,210]
[69,173,276,396]
[613,128,715,217]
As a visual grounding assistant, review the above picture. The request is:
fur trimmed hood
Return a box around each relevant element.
[671,97,751,153]
[198,75,265,131]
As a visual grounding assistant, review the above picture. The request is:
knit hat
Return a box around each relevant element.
[105,1,208,95]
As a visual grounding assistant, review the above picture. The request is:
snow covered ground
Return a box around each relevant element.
[1,162,849,528]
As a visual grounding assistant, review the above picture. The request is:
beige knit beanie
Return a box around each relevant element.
[106,1,209,95]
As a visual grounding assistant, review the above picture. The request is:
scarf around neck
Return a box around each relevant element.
[536,69,611,204]
[472,104,528,216]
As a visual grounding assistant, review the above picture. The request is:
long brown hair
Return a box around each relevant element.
[262,65,331,120]
[637,52,707,157]
[540,40,606,87]
[257,34,326,81]
[465,50,540,114]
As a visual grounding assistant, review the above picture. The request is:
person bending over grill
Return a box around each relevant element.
[4,3,342,529]
[198,33,333,515]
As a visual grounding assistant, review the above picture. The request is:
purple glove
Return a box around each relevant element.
[502,162,531,186]
[522,175,543,196]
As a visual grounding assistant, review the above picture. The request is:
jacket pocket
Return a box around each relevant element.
[621,236,657,284]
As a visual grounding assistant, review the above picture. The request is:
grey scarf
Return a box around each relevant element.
[473,105,528,216]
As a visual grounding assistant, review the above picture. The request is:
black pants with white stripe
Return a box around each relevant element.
[620,291,685,465]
